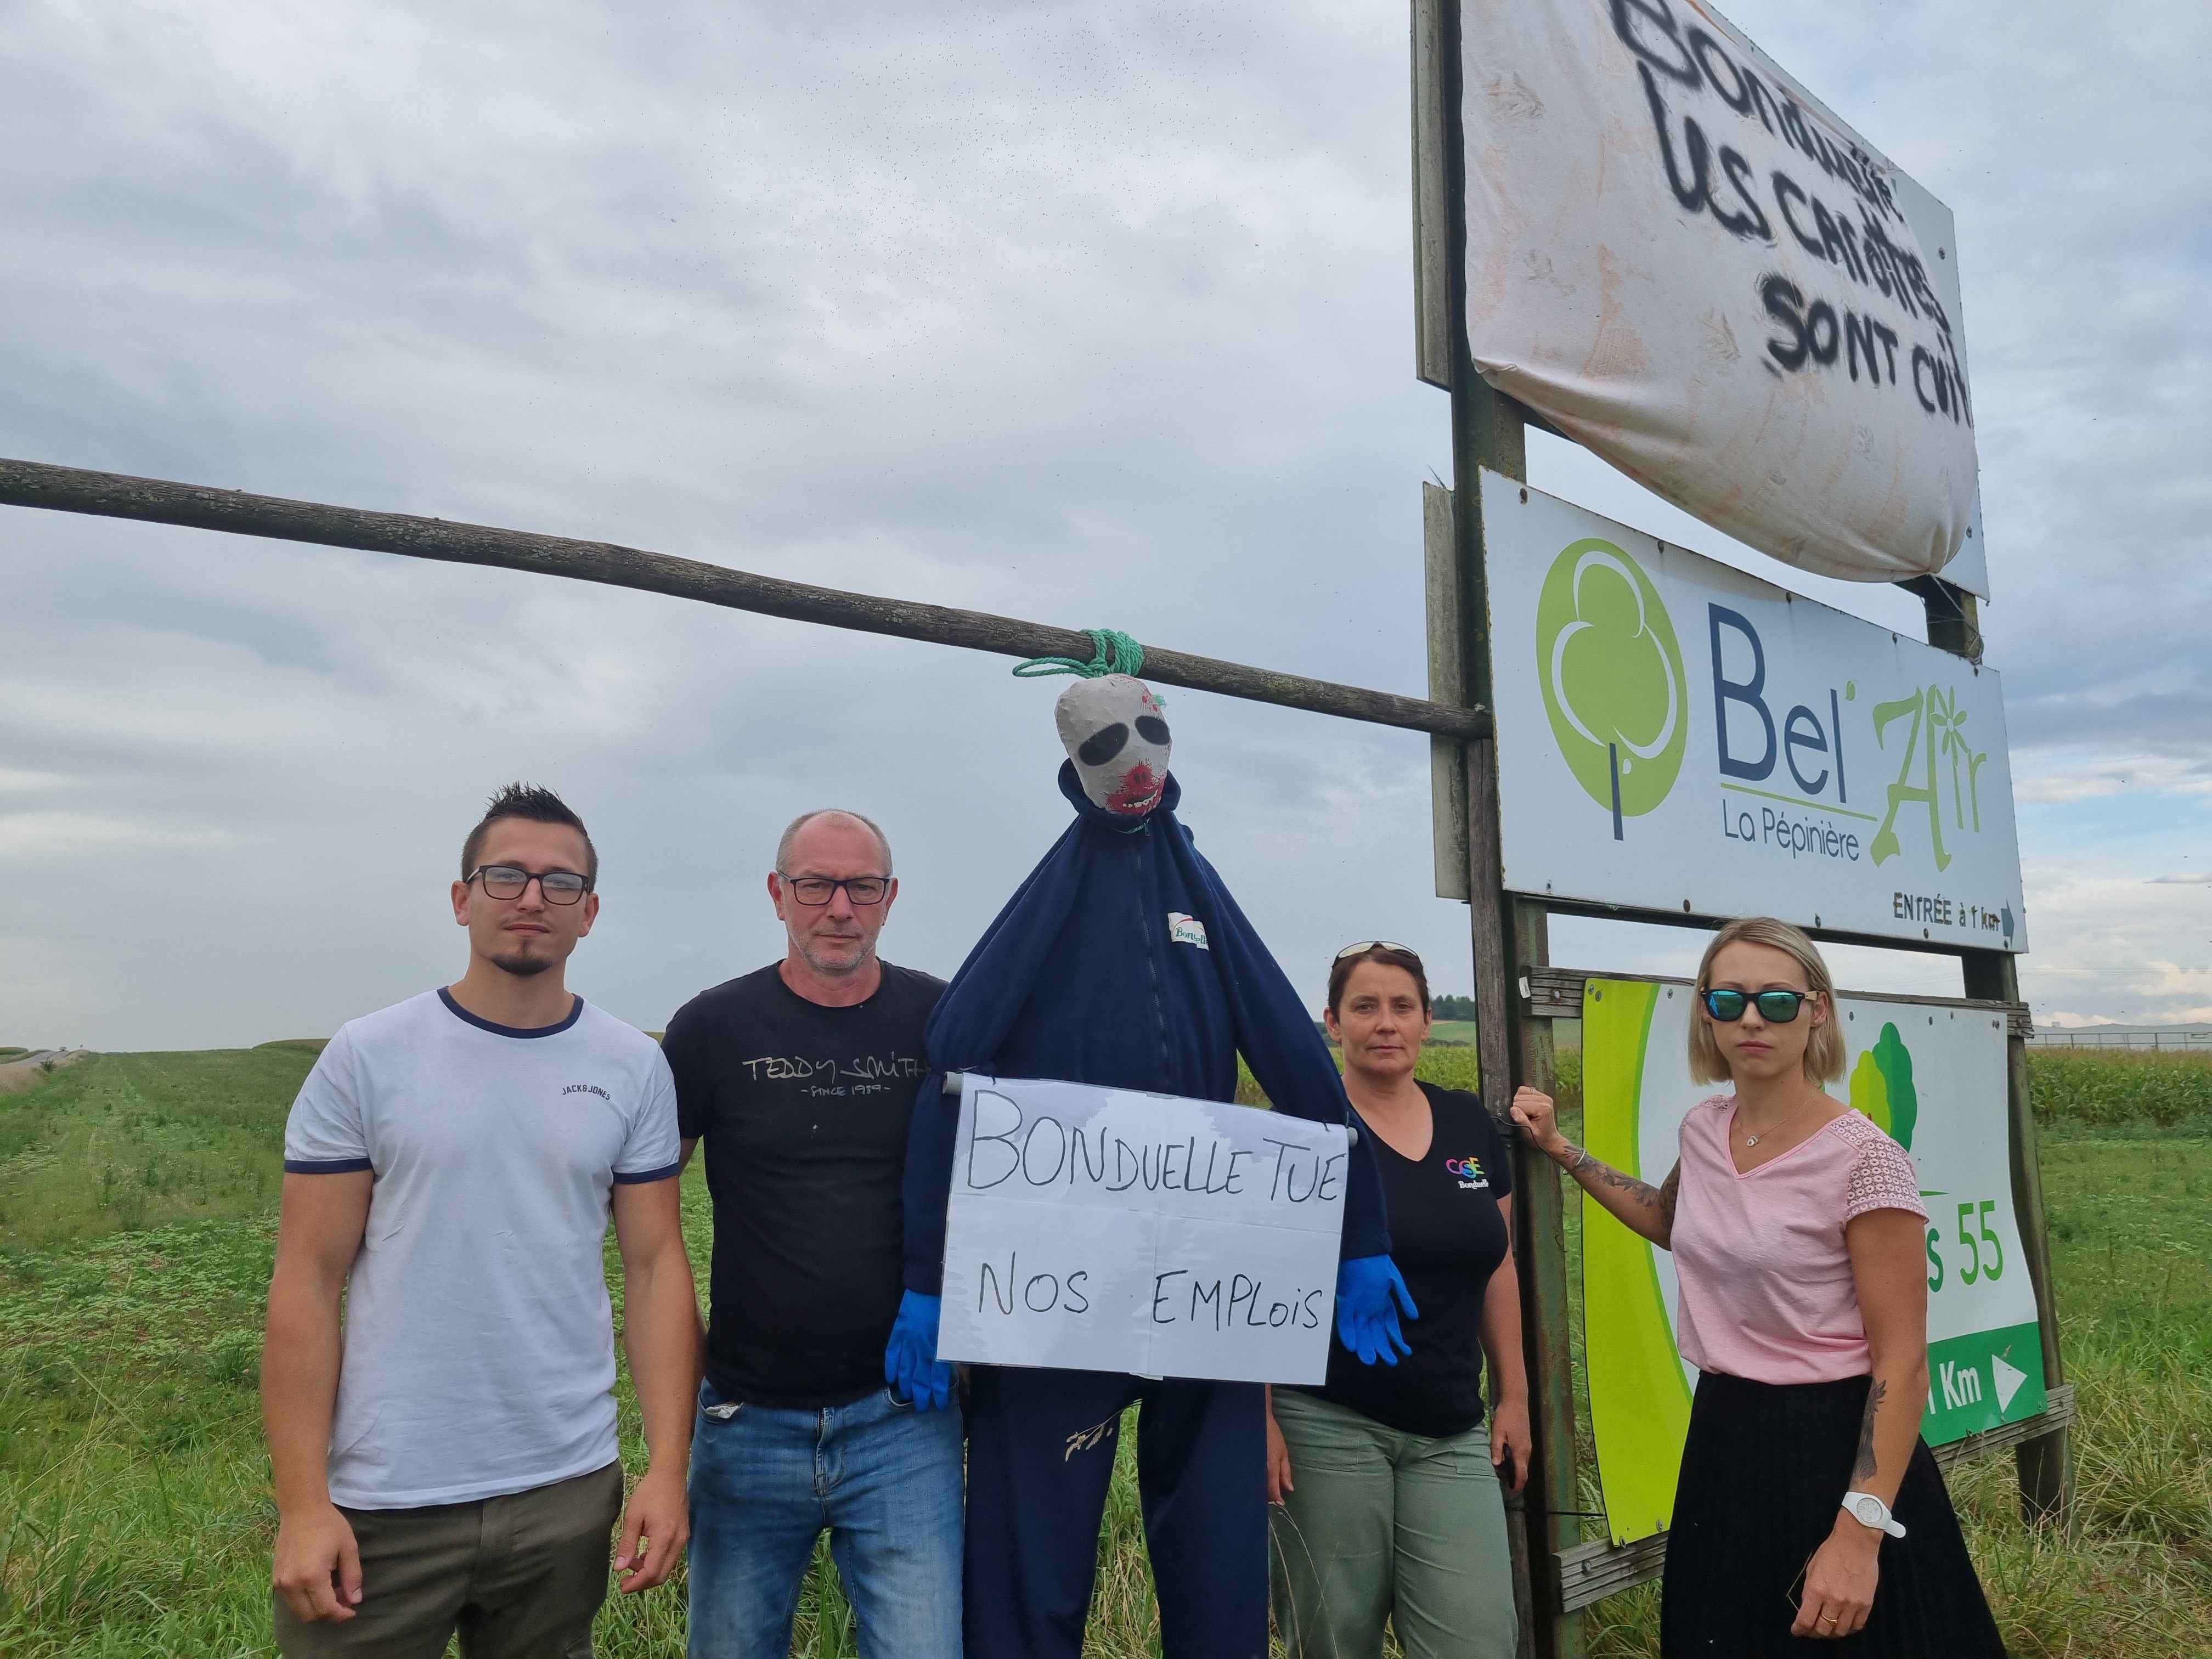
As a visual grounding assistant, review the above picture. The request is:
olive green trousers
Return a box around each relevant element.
[1268,1389,1517,1659]
[273,1462,623,1659]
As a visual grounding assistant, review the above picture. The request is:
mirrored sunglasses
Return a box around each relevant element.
[1700,988,1809,1023]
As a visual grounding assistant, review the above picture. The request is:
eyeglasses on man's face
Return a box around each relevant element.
[779,874,891,906]
[469,865,592,905]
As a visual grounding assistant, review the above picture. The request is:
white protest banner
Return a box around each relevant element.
[1579,978,2045,1542]
[1485,471,2026,953]
[1461,0,1988,593]
[935,1075,1347,1385]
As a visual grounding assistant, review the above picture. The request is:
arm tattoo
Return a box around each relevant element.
[1853,1380,1888,1481]
[1561,1145,1664,1211]
[1658,1165,1680,1237]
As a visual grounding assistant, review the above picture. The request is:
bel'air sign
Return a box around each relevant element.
[1483,472,2025,952]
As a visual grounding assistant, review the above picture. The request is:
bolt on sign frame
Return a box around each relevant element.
[0,4,2067,1655]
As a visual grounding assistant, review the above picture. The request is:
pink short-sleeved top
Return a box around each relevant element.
[1671,1096,1928,1385]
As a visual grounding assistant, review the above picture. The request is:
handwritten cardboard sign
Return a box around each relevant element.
[935,1074,1348,1384]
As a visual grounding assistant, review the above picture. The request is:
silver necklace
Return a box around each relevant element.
[1741,1097,1820,1148]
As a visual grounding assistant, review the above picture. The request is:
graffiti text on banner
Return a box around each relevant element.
[1459,0,1988,592]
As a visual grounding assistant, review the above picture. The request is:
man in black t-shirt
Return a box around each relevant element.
[664,809,959,1659]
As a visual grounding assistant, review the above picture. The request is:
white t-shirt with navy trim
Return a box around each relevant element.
[284,988,681,1509]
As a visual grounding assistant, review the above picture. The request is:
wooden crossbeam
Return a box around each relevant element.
[0,455,1492,744]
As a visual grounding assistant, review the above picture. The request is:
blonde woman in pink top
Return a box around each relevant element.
[1511,917,2003,1656]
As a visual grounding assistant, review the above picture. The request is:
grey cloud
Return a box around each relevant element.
[2,0,2207,1047]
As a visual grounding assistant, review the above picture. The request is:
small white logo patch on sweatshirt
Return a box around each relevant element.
[1167,912,1210,950]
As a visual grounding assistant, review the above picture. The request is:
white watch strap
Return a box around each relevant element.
[1841,1490,1906,1538]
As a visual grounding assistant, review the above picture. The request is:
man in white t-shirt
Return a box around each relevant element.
[262,783,699,1656]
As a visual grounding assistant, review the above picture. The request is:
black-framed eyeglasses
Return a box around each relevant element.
[780,874,890,906]
[470,865,593,905]
[1700,988,1810,1023]
[1336,940,1420,964]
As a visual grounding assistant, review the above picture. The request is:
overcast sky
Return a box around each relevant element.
[2,0,2207,1051]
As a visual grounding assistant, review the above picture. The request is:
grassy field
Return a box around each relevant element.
[1,1046,2208,1655]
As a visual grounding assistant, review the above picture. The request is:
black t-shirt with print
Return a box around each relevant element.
[663,962,943,1408]
[1297,1082,1515,1438]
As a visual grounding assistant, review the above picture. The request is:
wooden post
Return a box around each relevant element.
[1423,2,1580,1650]
[1915,577,2073,1532]
[1457,462,1580,1659]
[1901,573,1984,663]
[1410,0,1453,391]
[1968,950,2074,1530]
[1509,899,1578,1657]
[1426,482,1471,902]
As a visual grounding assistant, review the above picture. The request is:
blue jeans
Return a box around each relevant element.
[686,1379,963,1659]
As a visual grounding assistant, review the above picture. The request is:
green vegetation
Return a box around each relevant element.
[2,1048,2209,1655]
[0,1050,1149,1656]
[1302,1030,2204,1141]
[1237,1041,1571,1104]
[2028,1047,2212,1131]
[0,1050,307,1251]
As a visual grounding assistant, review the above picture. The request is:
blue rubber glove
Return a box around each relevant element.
[884,1290,955,1411]
[1335,1254,1418,1366]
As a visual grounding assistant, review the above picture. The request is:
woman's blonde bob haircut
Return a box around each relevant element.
[1688,916,1846,1085]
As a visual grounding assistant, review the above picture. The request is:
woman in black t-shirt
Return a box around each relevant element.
[1266,943,1528,1659]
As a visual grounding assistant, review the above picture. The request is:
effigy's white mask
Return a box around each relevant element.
[1056,675,1171,817]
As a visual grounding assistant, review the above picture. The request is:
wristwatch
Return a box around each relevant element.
[1841,1491,1906,1538]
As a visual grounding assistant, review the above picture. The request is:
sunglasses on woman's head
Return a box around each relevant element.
[1336,940,1419,963]
[1700,988,1810,1023]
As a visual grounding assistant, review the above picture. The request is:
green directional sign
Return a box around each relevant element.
[1923,1323,2046,1441]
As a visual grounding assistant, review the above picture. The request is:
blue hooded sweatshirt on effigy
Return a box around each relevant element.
[901,761,1390,1290]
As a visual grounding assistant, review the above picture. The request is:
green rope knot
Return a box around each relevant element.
[1012,627,1145,681]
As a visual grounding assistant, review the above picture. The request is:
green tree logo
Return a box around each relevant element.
[1534,539,1689,838]
[1849,1022,1920,1149]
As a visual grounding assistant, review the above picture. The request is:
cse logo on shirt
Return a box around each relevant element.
[1444,1155,1490,1192]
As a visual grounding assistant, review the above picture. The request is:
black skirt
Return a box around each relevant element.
[1662,1372,2006,1658]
